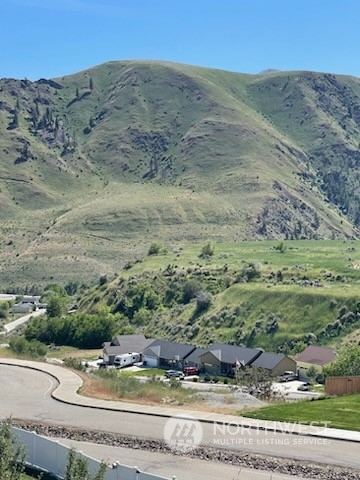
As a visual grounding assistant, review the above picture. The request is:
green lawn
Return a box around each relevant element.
[243,394,360,431]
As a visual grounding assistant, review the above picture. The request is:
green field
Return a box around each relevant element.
[243,394,360,431]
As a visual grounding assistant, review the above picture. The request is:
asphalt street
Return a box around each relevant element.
[0,364,359,480]
[1,308,46,333]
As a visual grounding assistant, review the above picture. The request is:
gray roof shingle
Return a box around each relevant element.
[202,343,262,365]
[103,335,154,356]
[295,345,336,366]
[143,339,196,360]
[250,352,287,369]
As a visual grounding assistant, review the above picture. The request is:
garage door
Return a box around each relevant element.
[144,356,158,367]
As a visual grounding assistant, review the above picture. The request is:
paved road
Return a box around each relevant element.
[0,294,16,302]
[1,308,46,334]
[0,364,359,476]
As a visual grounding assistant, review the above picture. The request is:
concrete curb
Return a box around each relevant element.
[1,358,360,443]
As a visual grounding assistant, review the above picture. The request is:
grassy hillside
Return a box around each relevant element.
[77,239,360,353]
[0,61,359,288]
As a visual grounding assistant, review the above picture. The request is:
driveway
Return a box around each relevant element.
[272,380,322,400]
[0,294,16,302]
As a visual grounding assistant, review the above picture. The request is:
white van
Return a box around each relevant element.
[114,352,141,368]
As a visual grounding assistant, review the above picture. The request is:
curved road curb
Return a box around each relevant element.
[1,358,360,444]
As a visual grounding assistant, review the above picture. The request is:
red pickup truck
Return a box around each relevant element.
[183,366,199,376]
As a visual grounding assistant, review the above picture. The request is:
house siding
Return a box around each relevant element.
[200,352,221,374]
[272,357,297,376]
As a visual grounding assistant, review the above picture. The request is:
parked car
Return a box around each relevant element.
[183,366,199,376]
[278,371,299,382]
[165,370,184,379]
[297,383,310,391]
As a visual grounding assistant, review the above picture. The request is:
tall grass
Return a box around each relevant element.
[93,370,194,405]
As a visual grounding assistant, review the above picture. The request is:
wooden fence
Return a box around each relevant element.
[325,376,360,396]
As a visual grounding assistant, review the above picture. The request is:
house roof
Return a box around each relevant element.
[295,345,336,366]
[11,302,34,311]
[184,347,208,364]
[250,352,291,370]
[143,339,196,360]
[103,335,153,356]
[22,295,40,303]
[201,343,262,366]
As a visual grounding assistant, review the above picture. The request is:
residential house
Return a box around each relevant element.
[103,334,154,365]
[22,295,41,305]
[296,345,335,369]
[199,343,262,375]
[10,302,35,314]
[142,339,196,369]
[295,345,336,378]
[183,347,208,370]
[250,352,297,376]
[10,295,40,314]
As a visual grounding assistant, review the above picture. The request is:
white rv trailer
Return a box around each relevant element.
[114,352,141,368]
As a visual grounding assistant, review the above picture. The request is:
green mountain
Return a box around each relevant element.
[1,60,360,288]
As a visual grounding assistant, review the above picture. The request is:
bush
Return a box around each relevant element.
[63,358,86,371]
[182,279,201,304]
[199,242,215,258]
[148,243,162,255]
[195,290,213,313]
[275,242,287,253]
[9,336,47,358]
[169,378,182,389]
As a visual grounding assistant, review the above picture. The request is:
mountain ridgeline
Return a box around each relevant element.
[1,60,360,287]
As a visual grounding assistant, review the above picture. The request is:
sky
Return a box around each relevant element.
[2,0,360,80]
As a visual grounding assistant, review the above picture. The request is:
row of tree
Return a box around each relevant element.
[25,309,121,349]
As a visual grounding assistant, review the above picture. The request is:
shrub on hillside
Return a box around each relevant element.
[195,290,213,313]
[199,242,215,258]
[148,242,163,255]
